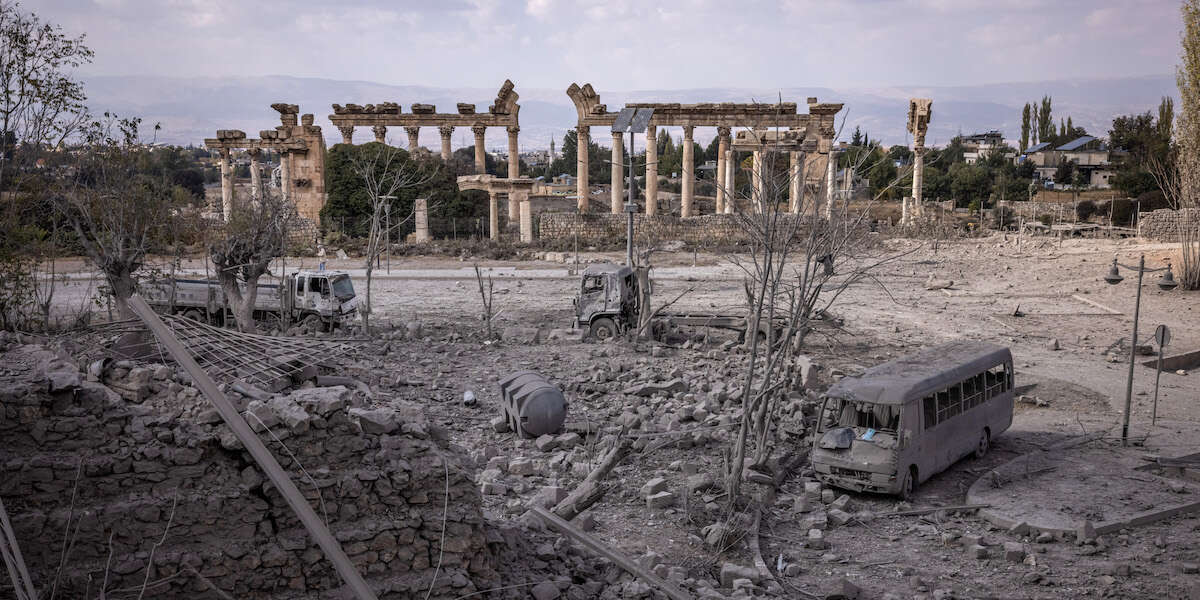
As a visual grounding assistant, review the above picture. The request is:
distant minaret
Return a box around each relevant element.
[546,136,555,179]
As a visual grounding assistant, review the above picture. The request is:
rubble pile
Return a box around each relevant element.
[0,341,504,598]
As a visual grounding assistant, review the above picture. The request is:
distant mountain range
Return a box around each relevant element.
[82,74,1178,151]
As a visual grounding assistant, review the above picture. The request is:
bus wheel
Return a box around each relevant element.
[589,317,617,341]
[899,466,917,500]
[974,429,991,459]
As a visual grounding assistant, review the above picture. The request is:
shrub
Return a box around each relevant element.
[1076,199,1097,221]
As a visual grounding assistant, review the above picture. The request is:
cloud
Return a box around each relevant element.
[33,0,1178,90]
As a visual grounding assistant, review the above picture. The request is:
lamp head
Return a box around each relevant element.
[1103,258,1123,285]
[1158,262,1178,291]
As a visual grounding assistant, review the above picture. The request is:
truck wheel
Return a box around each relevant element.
[182,310,204,323]
[589,317,618,341]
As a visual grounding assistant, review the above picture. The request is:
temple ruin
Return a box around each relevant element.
[204,104,328,224]
[328,80,521,178]
[565,83,843,216]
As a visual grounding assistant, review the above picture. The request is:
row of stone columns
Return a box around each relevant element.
[338,124,521,178]
[216,147,284,221]
[583,124,737,217]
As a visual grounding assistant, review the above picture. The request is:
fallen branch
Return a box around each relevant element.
[552,437,632,520]
[878,504,991,517]
[529,506,691,600]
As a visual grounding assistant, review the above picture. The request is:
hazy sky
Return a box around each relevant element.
[37,0,1181,89]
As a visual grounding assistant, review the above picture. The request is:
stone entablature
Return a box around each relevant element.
[328,80,521,178]
[456,174,536,241]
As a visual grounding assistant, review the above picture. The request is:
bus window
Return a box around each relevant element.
[936,389,952,423]
[1006,363,1014,391]
[923,396,937,429]
[948,383,963,418]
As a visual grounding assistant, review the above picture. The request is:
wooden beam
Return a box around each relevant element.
[1071,294,1122,315]
[551,437,630,520]
[126,295,378,600]
[530,506,691,600]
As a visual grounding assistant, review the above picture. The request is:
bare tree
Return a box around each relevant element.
[720,119,917,502]
[209,182,291,333]
[54,115,177,317]
[0,0,92,190]
[473,264,496,339]
[1170,0,1200,289]
[347,141,436,335]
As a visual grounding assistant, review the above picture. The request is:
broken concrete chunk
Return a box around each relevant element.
[807,528,826,550]
[719,563,760,587]
[1003,541,1026,563]
[529,580,561,600]
[490,416,510,433]
[534,434,558,452]
[348,407,398,434]
[555,432,581,448]
[828,508,853,527]
[642,477,668,496]
[290,386,349,416]
[268,396,311,433]
[508,457,535,475]
[623,378,687,397]
[824,577,860,600]
[646,491,676,509]
[830,494,851,512]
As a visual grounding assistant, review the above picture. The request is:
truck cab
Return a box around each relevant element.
[287,271,359,326]
[574,263,640,340]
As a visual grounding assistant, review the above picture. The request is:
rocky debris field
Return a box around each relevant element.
[4,234,1200,599]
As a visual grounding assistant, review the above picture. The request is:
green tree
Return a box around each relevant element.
[1020,103,1031,151]
[1038,95,1054,143]
[1031,104,1040,145]
[1054,157,1076,185]
[949,162,991,208]
[1158,96,1175,140]
[322,142,460,235]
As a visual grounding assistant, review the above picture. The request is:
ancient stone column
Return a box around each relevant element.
[438,126,454,162]
[405,127,420,152]
[338,125,354,145]
[279,151,291,203]
[681,125,695,217]
[218,148,233,221]
[724,149,736,214]
[789,151,802,214]
[519,200,533,243]
[911,147,925,222]
[610,130,624,214]
[488,191,499,241]
[510,189,527,221]
[576,126,590,212]
[414,198,430,243]
[472,125,487,175]
[248,148,262,200]
[645,124,658,216]
[825,150,837,220]
[715,126,730,214]
[507,126,520,179]
[751,150,763,213]
[372,125,387,144]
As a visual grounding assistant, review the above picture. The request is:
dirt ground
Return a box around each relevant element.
[36,234,1200,598]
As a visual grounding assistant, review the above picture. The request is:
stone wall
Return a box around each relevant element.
[1138,208,1200,241]
[997,200,1078,221]
[0,341,498,599]
[539,212,753,246]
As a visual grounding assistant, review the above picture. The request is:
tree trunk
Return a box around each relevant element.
[107,270,136,319]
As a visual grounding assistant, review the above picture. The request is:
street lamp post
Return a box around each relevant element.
[1102,255,1177,445]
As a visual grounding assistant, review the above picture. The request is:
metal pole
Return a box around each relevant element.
[1153,342,1164,426]
[1121,254,1145,445]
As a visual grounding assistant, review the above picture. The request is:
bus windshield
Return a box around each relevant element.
[820,398,901,433]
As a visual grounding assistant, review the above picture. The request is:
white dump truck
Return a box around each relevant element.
[141,270,359,330]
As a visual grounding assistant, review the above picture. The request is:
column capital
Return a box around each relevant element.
[611,130,623,139]
[438,125,455,137]
[576,124,589,137]
[472,124,487,137]
[246,147,262,158]
[404,126,421,136]
[716,126,732,139]
[682,125,695,139]
[372,124,387,142]
[337,125,354,144]
[506,125,520,136]
[218,147,231,158]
